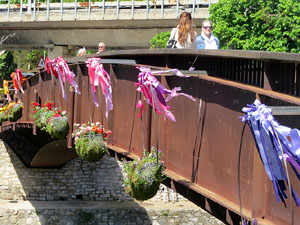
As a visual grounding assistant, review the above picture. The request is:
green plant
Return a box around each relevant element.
[149,31,170,49]
[72,122,111,162]
[121,147,165,201]
[80,212,95,223]
[209,0,300,53]
[30,101,69,138]
[7,102,23,122]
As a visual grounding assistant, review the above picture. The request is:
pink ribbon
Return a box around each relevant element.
[136,67,195,122]
[45,57,80,100]
[87,58,113,118]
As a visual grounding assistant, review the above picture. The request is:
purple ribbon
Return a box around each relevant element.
[241,100,300,207]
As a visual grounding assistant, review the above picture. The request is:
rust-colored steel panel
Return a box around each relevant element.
[7,50,300,225]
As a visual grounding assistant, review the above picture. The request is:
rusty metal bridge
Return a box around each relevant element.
[1,49,300,225]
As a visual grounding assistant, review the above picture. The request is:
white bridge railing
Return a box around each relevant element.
[0,0,217,22]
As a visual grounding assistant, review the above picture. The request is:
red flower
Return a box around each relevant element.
[53,113,61,117]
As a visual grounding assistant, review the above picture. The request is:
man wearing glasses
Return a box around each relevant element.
[196,20,220,49]
[97,42,106,53]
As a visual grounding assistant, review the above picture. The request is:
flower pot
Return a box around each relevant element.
[75,135,107,162]
[48,116,69,139]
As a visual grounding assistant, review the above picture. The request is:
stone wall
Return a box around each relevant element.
[0,140,185,202]
[0,140,225,225]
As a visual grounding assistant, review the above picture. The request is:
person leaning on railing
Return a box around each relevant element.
[169,12,197,49]
[196,20,220,50]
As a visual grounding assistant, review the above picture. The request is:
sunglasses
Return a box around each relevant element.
[203,26,212,29]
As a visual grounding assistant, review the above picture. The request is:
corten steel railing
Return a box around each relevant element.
[4,49,300,225]
[0,0,216,22]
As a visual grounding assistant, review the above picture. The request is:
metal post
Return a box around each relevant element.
[33,0,36,21]
[20,0,23,21]
[74,0,77,20]
[88,0,91,20]
[67,86,75,148]
[176,0,179,18]
[47,0,50,20]
[131,0,134,19]
[161,0,164,18]
[102,0,105,19]
[192,0,196,18]
[60,0,63,21]
[7,0,10,22]
[33,90,38,135]
[116,0,119,19]
[146,0,149,19]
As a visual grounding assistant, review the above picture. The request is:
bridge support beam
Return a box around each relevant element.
[47,45,76,59]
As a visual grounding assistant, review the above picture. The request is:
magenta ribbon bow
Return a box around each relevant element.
[87,58,113,118]
[45,57,81,100]
[136,67,195,122]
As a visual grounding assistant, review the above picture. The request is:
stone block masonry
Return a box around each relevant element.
[0,140,225,225]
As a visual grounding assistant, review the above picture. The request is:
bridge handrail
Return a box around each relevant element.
[0,0,216,21]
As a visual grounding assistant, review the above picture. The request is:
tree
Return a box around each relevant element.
[13,50,45,70]
[149,31,170,49]
[0,51,17,82]
[209,0,300,52]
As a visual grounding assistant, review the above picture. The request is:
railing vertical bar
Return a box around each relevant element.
[161,0,164,18]
[74,0,77,20]
[296,63,300,96]
[60,0,63,21]
[116,0,119,19]
[33,0,36,21]
[7,0,10,22]
[88,0,91,20]
[131,0,134,19]
[260,60,264,88]
[102,0,105,19]
[146,0,149,19]
[20,0,23,21]
[176,0,179,18]
[67,86,75,148]
[192,0,196,18]
[33,90,38,135]
[47,0,50,20]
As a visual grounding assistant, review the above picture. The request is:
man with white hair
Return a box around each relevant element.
[97,42,106,54]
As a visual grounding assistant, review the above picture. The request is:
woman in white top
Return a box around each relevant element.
[169,12,197,49]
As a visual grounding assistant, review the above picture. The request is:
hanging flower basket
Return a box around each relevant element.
[47,116,70,139]
[7,102,23,122]
[30,101,69,139]
[0,111,8,126]
[73,122,112,163]
[121,148,165,201]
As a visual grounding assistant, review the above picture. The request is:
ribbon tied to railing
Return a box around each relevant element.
[136,67,195,122]
[45,56,80,100]
[11,69,24,95]
[86,58,113,118]
[241,100,300,207]
[3,80,11,102]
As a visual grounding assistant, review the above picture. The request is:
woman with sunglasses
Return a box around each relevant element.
[169,12,197,49]
[196,20,220,49]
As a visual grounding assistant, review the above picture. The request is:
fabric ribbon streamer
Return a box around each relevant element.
[3,80,11,102]
[11,69,24,94]
[136,67,195,122]
[45,56,80,100]
[241,100,300,207]
[86,58,113,118]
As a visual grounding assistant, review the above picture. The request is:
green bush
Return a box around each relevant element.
[149,31,170,49]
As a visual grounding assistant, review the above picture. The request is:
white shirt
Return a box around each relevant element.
[201,31,218,49]
[170,26,197,49]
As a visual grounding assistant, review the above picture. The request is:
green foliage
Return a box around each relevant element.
[75,135,107,162]
[0,51,17,81]
[79,212,95,224]
[47,116,70,139]
[149,31,170,49]
[12,50,45,71]
[7,103,23,122]
[209,0,300,52]
[121,148,165,201]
